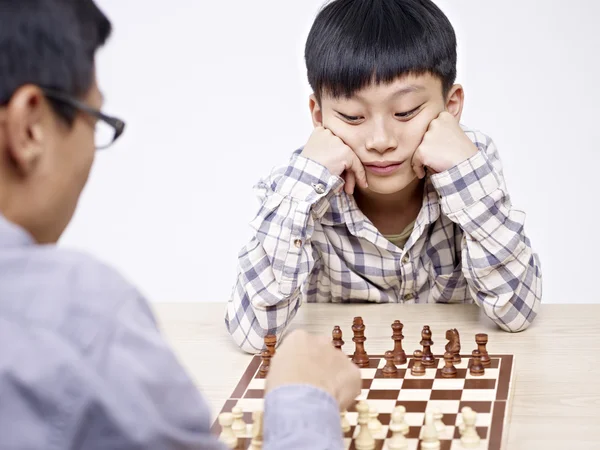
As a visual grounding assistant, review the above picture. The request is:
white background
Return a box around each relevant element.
[61,0,600,304]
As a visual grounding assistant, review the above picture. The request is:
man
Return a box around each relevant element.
[0,0,360,448]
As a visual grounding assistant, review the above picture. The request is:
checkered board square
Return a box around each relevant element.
[211,354,515,450]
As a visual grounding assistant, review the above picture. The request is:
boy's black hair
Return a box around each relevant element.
[305,0,457,103]
[0,0,111,123]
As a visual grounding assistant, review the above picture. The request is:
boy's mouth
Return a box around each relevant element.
[363,161,404,176]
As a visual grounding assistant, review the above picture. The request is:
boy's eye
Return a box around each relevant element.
[339,113,362,122]
[395,105,423,119]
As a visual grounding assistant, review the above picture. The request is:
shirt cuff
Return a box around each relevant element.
[430,150,501,215]
[272,155,343,205]
[264,384,343,448]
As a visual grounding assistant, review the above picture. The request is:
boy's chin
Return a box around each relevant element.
[361,174,420,195]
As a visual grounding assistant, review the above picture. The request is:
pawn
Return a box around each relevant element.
[410,350,426,376]
[250,410,263,450]
[368,407,382,434]
[441,351,457,378]
[383,350,398,376]
[355,401,375,450]
[432,408,445,434]
[258,349,271,375]
[387,406,409,450]
[460,406,480,447]
[218,412,238,448]
[231,405,246,437]
[470,349,485,376]
[332,325,344,350]
[420,412,440,450]
[341,409,351,433]
[420,325,436,367]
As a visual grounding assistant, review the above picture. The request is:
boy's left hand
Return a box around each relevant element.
[411,111,479,179]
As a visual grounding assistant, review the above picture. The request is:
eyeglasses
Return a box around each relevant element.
[41,88,126,150]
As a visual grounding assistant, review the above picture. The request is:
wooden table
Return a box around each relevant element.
[151,302,600,449]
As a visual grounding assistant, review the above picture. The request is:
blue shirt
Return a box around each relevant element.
[0,214,342,449]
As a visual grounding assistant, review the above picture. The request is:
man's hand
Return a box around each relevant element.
[411,111,478,179]
[265,330,361,410]
[300,127,368,195]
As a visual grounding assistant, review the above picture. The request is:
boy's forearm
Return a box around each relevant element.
[431,135,542,331]
[225,152,342,353]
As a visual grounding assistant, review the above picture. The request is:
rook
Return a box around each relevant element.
[475,333,491,366]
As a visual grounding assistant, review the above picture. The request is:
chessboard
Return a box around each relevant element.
[211,318,515,450]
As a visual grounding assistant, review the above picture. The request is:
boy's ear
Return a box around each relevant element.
[444,84,464,122]
[308,94,323,127]
[5,85,47,176]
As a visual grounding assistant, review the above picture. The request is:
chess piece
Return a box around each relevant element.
[264,334,276,356]
[431,407,445,434]
[387,406,409,450]
[258,349,271,375]
[445,328,461,363]
[420,325,435,367]
[341,409,351,433]
[231,405,246,437]
[390,320,407,365]
[218,412,238,448]
[368,407,382,434]
[332,325,344,350]
[420,412,440,449]
[441,351,457,378]
[475,333,491,366]
[410,349,426,376]
[351,317,370,368]
[460,407,480,447]
[470,349,485,376]
[250,410,263,450]
[355,400,375,450]
[383,350,398,376]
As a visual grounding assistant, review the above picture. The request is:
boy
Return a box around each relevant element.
[0,0,360,448]
[225,0,542,353]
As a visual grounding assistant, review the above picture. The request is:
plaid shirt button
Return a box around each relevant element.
[403,293,414,301]
[312,183,326,194]
[402,254,409,264]
[294,239,302,248]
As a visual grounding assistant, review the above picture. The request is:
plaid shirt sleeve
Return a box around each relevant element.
[430,129,542,332]
[225,152,343,353]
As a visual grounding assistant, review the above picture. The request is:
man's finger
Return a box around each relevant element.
[411,148,427,179]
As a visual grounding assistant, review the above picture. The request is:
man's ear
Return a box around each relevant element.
[309,94,323,127]
[5,85,48,176]
[445,84,464,122]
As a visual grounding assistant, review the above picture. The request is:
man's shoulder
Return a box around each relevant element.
[0,244,152,353]
[460,123,495,148]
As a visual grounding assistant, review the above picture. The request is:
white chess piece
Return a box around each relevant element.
[420,412,440,450]
[231,406,246,437]
[250,410,263,450]
[218,412,238,448]
[354,401,375,450]
[431,407,445,434]
[386,407,409,450]
[460,407,481,448]
[368,406,382,434]
[341,409,351,433]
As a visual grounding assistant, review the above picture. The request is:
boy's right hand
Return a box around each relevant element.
[265,329,361,410]
[300,127,368,195]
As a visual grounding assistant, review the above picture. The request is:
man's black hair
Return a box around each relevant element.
[0,0,111,122]
[305,0,457,103]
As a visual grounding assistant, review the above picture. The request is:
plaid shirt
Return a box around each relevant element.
[225,125,542,353]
